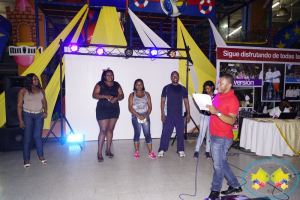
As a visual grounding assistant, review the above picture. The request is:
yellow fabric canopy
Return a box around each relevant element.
[177,18,216,95]
[0,5,88,128]
[90,6,127,46]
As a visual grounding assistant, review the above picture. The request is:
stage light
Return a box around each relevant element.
[96,47,105,56]
[125,48,133,57]
[167,50,176,58]
[66,134,85,143]
[150,49,158,56]
[69,44,79,52]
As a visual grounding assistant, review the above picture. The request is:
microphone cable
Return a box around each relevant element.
[179,111,207,200]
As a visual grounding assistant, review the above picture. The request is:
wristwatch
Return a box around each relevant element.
[217,111,222,117]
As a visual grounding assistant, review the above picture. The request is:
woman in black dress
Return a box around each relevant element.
[92,69,124,162]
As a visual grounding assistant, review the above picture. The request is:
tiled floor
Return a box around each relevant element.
[0,138,299,200]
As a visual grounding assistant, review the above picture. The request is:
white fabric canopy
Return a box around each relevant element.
[128,8,170,48]
[208,19,227,47]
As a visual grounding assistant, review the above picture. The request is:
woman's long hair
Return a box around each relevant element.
[202,81,215,94]
[133,79,145,91]
[24,73,42,93]
[101,69,114,82]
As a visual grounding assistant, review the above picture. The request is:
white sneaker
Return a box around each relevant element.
[158,150,164,157]
[178,151,185,157]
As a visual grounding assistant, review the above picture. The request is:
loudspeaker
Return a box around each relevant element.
[0,127,24,152]
[4,76,25,127]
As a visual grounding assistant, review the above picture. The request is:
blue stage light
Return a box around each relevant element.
[150,49,158,56]
[69,44,79,52]
[66,134,84,143]
[96,47,104,55]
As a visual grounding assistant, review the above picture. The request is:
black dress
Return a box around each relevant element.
[96,81,120,120]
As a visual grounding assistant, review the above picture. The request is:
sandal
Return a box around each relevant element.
[37,157,47,164]
[97,153,104,162]
[24,164,30,169]
[105,150,114,158]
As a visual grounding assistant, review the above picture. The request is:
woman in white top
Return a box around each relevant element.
[17,73,47,169]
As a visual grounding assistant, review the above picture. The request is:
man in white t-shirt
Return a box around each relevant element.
[269,99,292,118]
[264,68,273,99]
[272,67,281,100]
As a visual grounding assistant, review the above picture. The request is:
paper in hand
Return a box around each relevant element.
[193,94,212,111]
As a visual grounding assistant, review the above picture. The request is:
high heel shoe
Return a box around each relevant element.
[97,153,104,162]
[105,150,114,158]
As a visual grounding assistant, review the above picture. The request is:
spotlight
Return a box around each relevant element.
[96,47,105,56]
[167,50,176,58]
[150,49,158,56]
[66,134,85,143]
[69,44,79,52]
[124,48,133,57]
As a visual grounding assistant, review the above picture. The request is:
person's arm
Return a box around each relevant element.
[41,89,48,118]
[128,93,144,120]
[17,88,25,129]
[92,83,113,101]
[184,98,190,123]
[144,92,152,118]
[111,85,124,103]
[206,105,237,125]
[161,97,166,122]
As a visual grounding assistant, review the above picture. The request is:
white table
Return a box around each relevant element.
[240,118,294,156]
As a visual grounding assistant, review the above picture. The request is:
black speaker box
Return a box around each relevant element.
[0,127,24,152]
[4,76,26,127]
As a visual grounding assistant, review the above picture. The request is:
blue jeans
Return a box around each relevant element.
[22,111,44,161]
[195,114,210,152]
[132,112,152,144]
[210,135,240,191]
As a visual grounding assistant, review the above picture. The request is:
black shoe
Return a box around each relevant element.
[193,152,199,159]
[221,186,242,195]
[207,191,220,200]
[205,152,211,159]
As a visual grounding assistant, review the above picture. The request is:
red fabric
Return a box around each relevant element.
[210,90,239,139]
[272,83,280,92]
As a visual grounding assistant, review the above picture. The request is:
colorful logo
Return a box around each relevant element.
[242,159,299,199]
[160,0,188,17]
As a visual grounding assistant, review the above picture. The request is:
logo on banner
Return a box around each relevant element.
[233,79,262,87]
[134,0,149,8]
[242,159,299,199]
[160,0,188,17]
[199,0,214,15]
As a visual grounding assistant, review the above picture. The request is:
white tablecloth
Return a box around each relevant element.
[240,118,294,156]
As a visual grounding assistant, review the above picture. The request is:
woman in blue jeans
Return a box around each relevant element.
[128,79,156,159]
[17,73,48,169]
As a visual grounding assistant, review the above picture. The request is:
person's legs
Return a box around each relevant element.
[205,116,211,153]
[158,116,175,152]
[132,115,142,152]
[175,116,185,153]
[22,112,33,164]
[32,113,44,160]
[97,119,109,158]
[210,135,227,192]
[106,118,118,155]
[141,116,152,152]
[223,137,240,188]
[195,114,209,152]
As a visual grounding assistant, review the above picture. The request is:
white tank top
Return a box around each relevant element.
[23,91,43,111]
